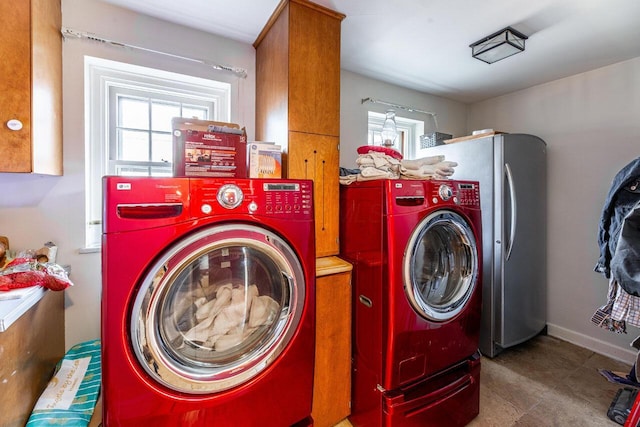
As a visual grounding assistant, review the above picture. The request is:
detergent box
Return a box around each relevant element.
[172,118,247,178]
[247,142,282,179]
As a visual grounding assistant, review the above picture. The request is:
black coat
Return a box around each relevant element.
[596,157,640,294]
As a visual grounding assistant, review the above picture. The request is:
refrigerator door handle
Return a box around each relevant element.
[505,162,517,261]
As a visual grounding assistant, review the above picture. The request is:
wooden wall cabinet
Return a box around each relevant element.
[0,0,62,175]
[254,0,344,257]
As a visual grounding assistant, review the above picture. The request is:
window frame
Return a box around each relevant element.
[84,56,232,249]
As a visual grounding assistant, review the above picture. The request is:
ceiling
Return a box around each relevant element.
[101,0,640,103]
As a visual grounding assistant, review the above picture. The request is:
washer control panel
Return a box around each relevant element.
[191,178,313,219]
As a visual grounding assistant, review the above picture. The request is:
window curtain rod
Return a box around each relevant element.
[361,97,435,116]
[61,27,248,79]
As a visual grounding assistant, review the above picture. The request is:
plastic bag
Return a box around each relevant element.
[0,258,73,292]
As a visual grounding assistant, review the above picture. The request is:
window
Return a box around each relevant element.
[367,111,424,159]
[84,57,232,249]
[108,88,210,177]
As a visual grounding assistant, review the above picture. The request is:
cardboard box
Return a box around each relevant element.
[247,142,282,178]
[172,118,247,178]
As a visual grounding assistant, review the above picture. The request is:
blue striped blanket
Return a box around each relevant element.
[26,339,101,427]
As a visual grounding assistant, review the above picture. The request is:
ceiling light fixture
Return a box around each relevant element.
[470,26,528,64]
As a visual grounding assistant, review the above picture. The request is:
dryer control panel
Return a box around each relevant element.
[424,180,480,208]
[455,182,481,208]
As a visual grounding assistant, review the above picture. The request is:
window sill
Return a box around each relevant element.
[79,247,101,254]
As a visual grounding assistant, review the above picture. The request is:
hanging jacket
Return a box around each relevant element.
[595,157,640,281]
[611,201,640,295]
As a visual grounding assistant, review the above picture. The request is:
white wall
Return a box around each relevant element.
[468,57,640,363]
[0,0,256,350]
[339,70,468,168]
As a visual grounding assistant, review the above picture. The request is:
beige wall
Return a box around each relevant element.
[339,70,468,168]
[468,56,640,363]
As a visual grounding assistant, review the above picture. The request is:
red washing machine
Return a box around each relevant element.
[102,177,315,426]
[340,179,482,427]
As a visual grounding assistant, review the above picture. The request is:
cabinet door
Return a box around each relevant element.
[0,0,32,172]
[254,1,289,146]
[288,132,339,257]
[0,291,65,426]
[288,1,342,137]
[31,0,63,175]
[0,0,61,175]
[312,265,352,427]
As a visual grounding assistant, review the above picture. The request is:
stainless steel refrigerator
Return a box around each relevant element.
[423,133,547,357]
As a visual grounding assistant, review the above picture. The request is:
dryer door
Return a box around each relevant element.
[403,210,478,322]
[130,223,306,394]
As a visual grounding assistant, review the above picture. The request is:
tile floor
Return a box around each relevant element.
[335,334,632,426]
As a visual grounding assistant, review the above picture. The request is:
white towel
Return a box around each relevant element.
[339,174,358,185]
[399,161,458,180]
[344,152,454,183]
[358,166,399,180]
[195,285,232,321]
[356,152,401,172]
[400,155,445,170]
[214,330,247,351]
[435,161,458,176]
[249,295,280,328]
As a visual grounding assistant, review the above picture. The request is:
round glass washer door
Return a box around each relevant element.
[403,210,478,322]
[130,223,306,394]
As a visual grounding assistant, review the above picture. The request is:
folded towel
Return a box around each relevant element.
[435,160,458,176]
[356,152,401,172]
[340,174,358,185]
[399,160,458,179]
[344,154,456,183]
[401,155,445,170]
[359,167,399,180]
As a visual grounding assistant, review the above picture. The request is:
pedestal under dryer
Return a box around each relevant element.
[340,179,482,427]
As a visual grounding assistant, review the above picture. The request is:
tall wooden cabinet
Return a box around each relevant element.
[0,0,62,174]
[254,0,344,258]
[255,2,352,425]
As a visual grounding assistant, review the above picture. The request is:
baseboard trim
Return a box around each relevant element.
[546,323,636,365]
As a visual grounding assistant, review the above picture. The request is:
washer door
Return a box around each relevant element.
[130,224,306,394]
[403,210,478,322]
